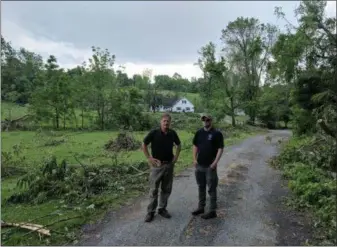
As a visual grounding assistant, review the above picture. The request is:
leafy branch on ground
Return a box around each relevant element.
[6,156,149,205]
[270,135,336,245]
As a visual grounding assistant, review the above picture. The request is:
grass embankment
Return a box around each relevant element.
[270,135,336,245]
[1,125,265,246]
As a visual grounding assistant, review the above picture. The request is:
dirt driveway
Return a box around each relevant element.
[79,130,313,246]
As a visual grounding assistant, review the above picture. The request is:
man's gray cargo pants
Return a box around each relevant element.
[195,164,218,211]
[147,162,174,213]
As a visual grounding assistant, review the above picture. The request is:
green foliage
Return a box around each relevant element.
[272,1,336,137]
[272,135,337,244]
[221,17,277,123]
[274,135,336,171]
[6,156,149,205]
[257,84,291,128]
[1,144,27,178]
[1,36,203,132]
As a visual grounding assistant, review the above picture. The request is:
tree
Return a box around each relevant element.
[197,42,218,110]
[1,37,44,104]
[221,17,278,123]
[272,0,336,136]
[257,84,291,128]
[86,46,116,130]
[30,55,73,129]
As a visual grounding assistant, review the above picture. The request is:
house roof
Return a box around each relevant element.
[161,96,180,107]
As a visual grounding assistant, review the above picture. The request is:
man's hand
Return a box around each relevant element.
[210,162,217,170]
[148,157,161,167]
[172,156,179,165]
[193,160,198,168]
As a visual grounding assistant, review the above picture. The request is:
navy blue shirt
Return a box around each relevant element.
[193,127,224,166]
[143,128,181,162]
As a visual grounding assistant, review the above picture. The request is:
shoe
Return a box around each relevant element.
[191,208,205,216]
[158,209,172,218]
[145,212,155,222]
[201,211,217,219]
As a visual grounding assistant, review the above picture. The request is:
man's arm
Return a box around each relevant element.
[172,130,181,163]
[192,131,199,166]
[142,130,160,166]
[193,145,198,165]
[210,131,224,169]
[142,143,151,159]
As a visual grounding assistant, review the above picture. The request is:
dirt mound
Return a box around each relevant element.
[104,131,141,152]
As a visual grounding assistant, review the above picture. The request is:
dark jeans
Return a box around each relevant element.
[147,162,174,213]
[195,164,218,211]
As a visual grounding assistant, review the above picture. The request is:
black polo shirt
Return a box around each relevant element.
[193,127,224,166]
[143,128,181,162]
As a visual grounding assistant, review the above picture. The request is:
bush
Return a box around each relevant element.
[275,135,336,171]
[273,136,337,244]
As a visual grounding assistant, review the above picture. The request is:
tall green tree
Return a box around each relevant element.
[272,0,336,136]
[197,42,218,110]
[86,46,117,130]
[30,55,73,129]
[221,17,278,123]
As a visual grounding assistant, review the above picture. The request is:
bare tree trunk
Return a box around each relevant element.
[81,108,84,129]
[55,108,60,129]
[230,97,236,127]
[101,101,105,130]
[63,113,66,130]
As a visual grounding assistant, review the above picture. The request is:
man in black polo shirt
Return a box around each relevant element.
[191,114,224,219]
[142,113,181,223]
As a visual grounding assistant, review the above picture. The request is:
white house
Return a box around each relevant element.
[152,97,195,113]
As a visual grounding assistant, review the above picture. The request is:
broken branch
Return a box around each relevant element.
[317,119,336,138]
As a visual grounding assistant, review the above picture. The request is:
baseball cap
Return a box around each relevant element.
[201,114,212,121]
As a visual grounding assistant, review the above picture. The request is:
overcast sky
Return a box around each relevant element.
[2,1,336,79]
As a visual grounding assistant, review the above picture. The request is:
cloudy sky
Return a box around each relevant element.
[2,1,336,80]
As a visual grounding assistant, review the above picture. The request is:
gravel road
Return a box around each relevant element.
[79,130,313,246]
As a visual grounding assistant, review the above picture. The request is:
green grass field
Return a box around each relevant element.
[1,126,264,246]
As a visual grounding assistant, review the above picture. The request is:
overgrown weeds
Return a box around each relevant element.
[1,144,27,178]
[271,135,336,245]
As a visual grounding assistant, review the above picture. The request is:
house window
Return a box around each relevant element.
[186,107,190,111]
[182,100,186,104]
[176,107,181,110]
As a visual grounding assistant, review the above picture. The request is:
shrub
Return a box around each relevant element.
[273,135,336,244]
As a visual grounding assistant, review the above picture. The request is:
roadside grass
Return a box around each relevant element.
[1,126,265,246]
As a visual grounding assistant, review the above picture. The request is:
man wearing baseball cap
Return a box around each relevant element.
[191,114,224,219]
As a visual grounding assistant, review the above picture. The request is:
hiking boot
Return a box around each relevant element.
[191,208,205,216]
[145,212,155,222]
[201,211,217,219]
[158,209,172,219]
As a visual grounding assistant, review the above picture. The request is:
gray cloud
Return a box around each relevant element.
[2,1,299,64]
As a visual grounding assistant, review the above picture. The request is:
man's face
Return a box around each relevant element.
[203,118,212,128]
[161,117,171,130]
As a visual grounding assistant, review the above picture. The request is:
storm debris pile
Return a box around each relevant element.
[104,131,141,152]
